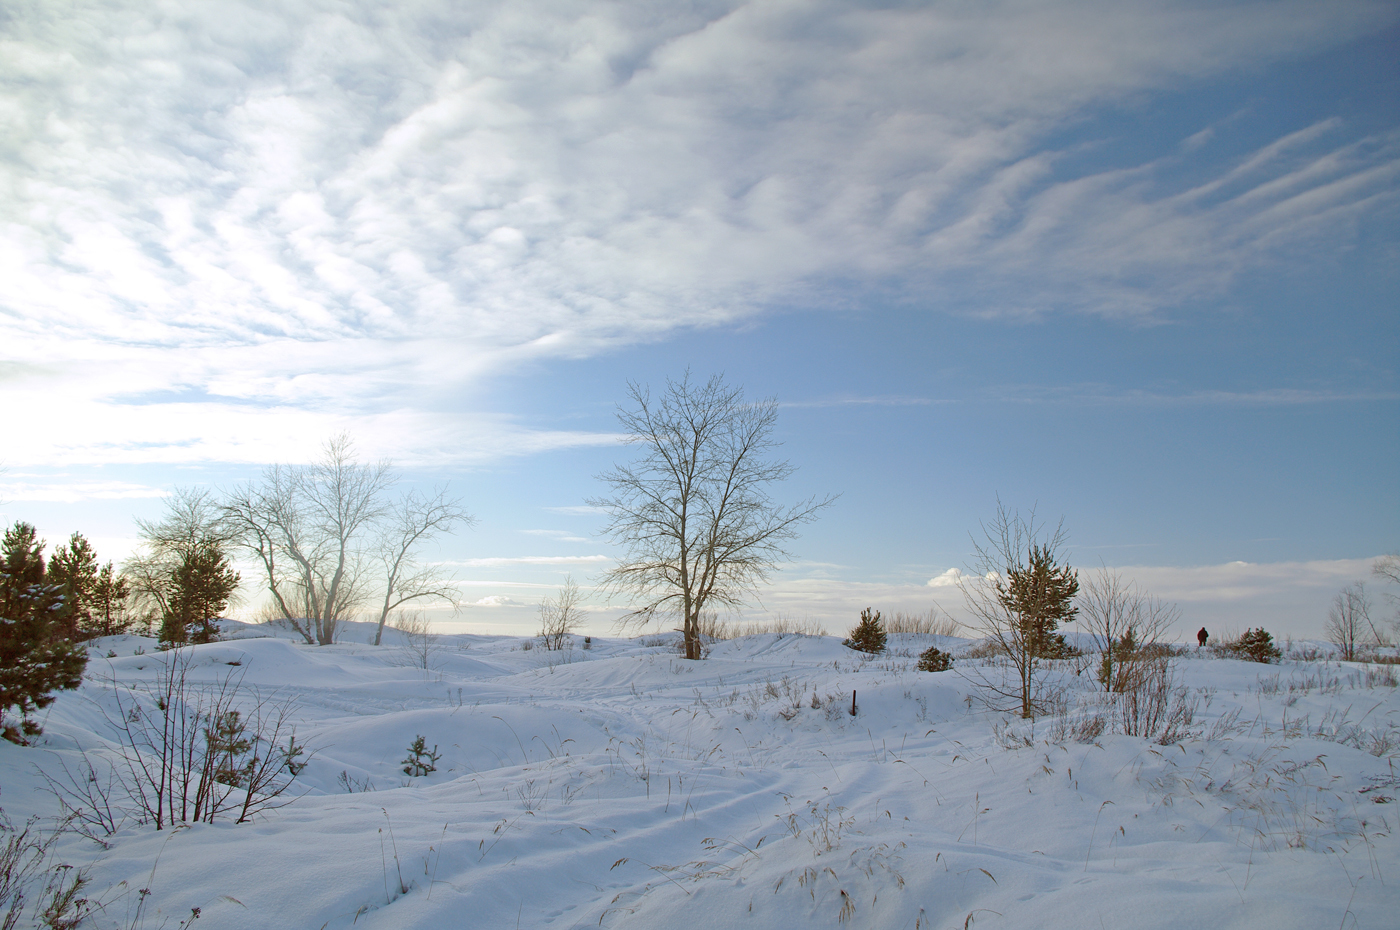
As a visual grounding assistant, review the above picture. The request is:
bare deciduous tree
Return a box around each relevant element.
[591,373,835,660]
[1078,567,1179,693]
[1374,554,1400,636]
[538,575,583,650]
[123,487,239,638]
[371,489,473,646]
[958,501,1072,719]
[1325,581,1379,660]
[224,435,394,645]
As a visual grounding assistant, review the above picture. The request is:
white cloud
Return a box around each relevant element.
[783,395,943,409]
[738,556,1386,642]
[1105,558,1377,605]
[469,595,525,607]
[0,481,171,503]
[926,567,963,587]
[1,1,1395,466]
[521,529,592,543]
[453,555,611,567]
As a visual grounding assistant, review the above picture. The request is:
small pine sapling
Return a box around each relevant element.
[1229,627,1281,664]
[917,646,953,672]
[284,735,308,775]
[843,608,887,654]
[402,735,441,776]
[206,711,252,787]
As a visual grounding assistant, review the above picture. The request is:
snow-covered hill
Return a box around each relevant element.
[4,625,1397,929]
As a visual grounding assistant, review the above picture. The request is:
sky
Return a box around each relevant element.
[1,0,1396,641]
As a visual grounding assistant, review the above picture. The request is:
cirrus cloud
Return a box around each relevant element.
[1,0,1395,466]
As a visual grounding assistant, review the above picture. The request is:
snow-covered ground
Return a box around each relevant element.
[5,623,1398,929]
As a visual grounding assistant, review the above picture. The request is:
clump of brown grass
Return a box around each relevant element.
[699,613,829,640]
[884,608,961,637]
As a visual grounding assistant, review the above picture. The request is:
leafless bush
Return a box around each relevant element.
[1078,567,1178,693]
[538,576,583,651]
[962,639,1004,659]
[393,610,439,671]
[1347,664,1398,689]
[1047,702,1109,743]
[37,753,127,846]
[1,813,95,930]
[1115,659,1197,744]
[47,646,308,833]
[884,608,961,637]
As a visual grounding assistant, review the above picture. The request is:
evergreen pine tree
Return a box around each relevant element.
[1230,627,1281,664]
[162,541,240,645]
[917,645,953,672]
[90,562,132,637]
[999,544,1078,659]
[843,608,887,654]
[0,522,88,740]
[47,532,100,640]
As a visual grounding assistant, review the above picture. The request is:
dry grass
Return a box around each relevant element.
[883,609,961,637]
[699,614,829,640]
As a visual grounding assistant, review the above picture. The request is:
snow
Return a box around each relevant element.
[5,623,1398,929]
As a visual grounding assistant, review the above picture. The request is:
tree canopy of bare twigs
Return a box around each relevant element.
[123,487,240,640]
[1374,555,1400,635]
[223,435,395,645]
[371,489,473,645]
[538,575,583,650]
[958,501,1073,719]
[1078,567,1179,692]
[1326,581,1381,660]
[590,372,835,660]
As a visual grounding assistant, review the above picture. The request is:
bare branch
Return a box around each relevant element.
[957,500,1074,719]
[371,488,473,646]
[1325,581,1382,660]
[224,435,396,645]
[591,372,836,659]
[539,575,584,650]
[1078,566,1179,692]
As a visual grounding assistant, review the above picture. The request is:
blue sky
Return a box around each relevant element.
[1,0,1396,640]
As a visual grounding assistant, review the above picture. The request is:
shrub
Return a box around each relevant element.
[43,645,306,835]
[843,608,886,654]
[1227,627,1281,664]
[917,646,952,672]
[402,735,440,776]
[538,576,582,650]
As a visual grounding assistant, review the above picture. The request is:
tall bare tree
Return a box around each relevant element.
[1374,554,1400,637]
[958,501,1072,719]
[370,489,473,645]
[1325,581,1379,660]
[223,435,393,645]
[591,373,835,660]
